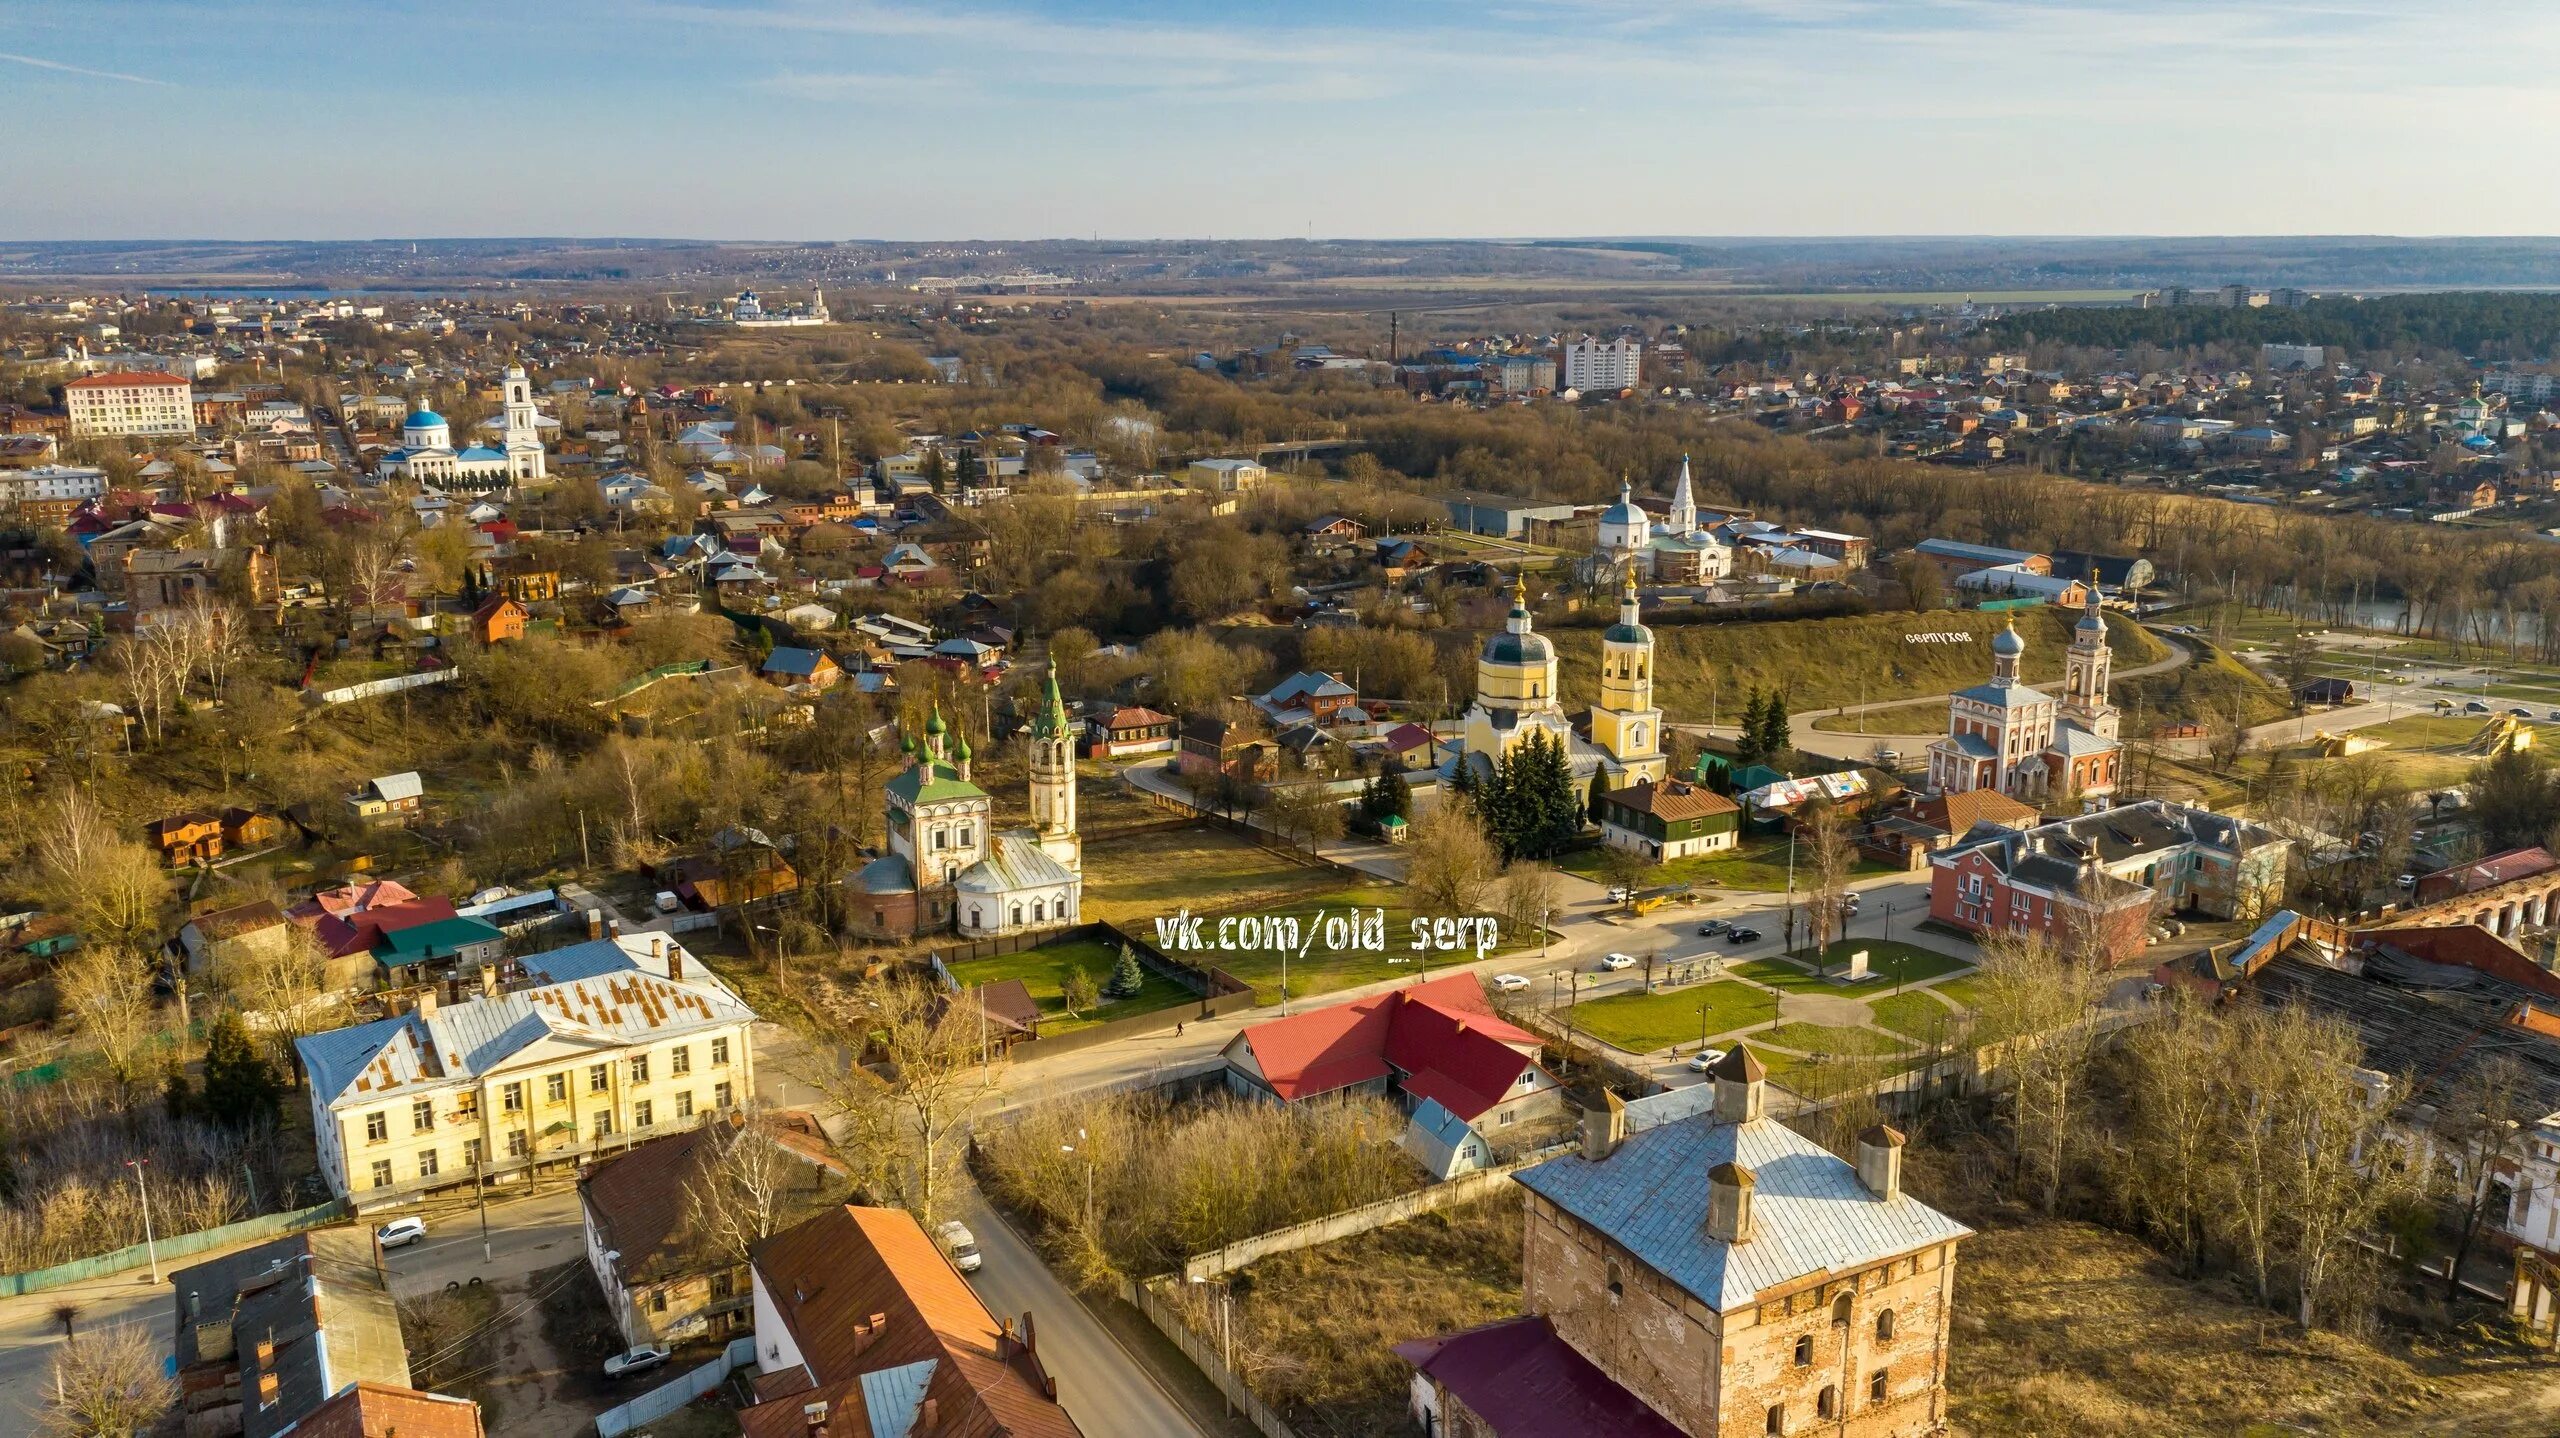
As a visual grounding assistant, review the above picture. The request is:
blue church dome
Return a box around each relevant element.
[405,408,446,430]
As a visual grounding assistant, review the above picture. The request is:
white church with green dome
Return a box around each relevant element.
[846,680,1084,939]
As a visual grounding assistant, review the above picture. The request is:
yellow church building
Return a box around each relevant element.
[1449,574,1667,789]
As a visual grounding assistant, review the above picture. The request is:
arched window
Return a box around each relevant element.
[1817,1385,1839,1420]
[1832,1292,1853,1326]
[1876,1309,1895,1341]
[1764,1404,1785,1436]
[1605,1260,1623,1300]
[1870,1369,1889,1403]
[1792,1335,1813,1367]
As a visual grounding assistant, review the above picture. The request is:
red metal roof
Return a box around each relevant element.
[66,370,191,388]
[1235,973,1539,1120]
[1395,1316,1685,1438]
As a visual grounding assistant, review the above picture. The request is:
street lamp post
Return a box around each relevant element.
[126,1158,160,1284]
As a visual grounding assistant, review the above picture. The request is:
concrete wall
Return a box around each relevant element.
[1179,1144,1571,1283]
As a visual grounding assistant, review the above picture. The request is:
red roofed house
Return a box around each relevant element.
[742,1204,1080,1438]
[1380,721,1446,769]
[1397,1315,1687,1438]
[1084,705,1176,758]
[1220,972,1566,1168]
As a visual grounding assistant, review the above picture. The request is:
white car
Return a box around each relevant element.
[1688,1047,1728,1073]
[1490,973,1532,993]
[603,1344,672,1380]
[375,1216,427,1249]
[1599,952,1638,971]
[938,1220,983,1273]
[653,891,682,913]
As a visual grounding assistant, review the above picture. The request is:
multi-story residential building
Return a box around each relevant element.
[2261,343,2327,371]
[1928,799,2288,959]
[1402,1051,1972,1438]
[0,463,105,506]
[64,369,194,437]
[296,933,758,1207]
[2485,370,2560,403]
[1563,337,1644,393]
[1485,351,1557,395]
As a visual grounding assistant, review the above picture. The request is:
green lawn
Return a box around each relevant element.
[1761,1047,1932,1091]
[1560,833,1897,893]
[1568,982,1773,1054]
[1799,940,1973,985]
[1931,974,1989,1010]
[1871,990,1969,1043]
[1730,956,1840,994]
[945,936,1197,1035]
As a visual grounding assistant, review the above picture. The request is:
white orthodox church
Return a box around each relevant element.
[1925,593,2123,804]
[375,365,548,492]
[847,679,1084,939]
[1444,574,1668,789]
[1589,456,1732,586]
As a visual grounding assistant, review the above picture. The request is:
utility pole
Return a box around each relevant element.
[127,1158,161,1284]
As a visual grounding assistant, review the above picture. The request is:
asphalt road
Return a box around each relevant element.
[953,1181,1207,1438]
[377,1183,589,1298]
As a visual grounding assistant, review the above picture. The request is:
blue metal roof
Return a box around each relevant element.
[404,408,445,428]
[1516,1111,1972,1312]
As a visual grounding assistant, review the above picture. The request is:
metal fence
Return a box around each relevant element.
[593,1334,758,1437]
[0,1198,348,1298]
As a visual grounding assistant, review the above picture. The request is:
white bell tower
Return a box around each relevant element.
[501,364,545,481]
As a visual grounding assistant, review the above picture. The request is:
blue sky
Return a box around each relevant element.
[4,0,2555,240]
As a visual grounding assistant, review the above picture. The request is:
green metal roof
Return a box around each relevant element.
[375,916,504,962]
[885,759,986,807]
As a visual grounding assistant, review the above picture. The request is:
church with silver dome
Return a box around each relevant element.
[1586,455,1732,588]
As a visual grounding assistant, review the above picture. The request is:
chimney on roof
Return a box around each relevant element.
[417,987,437,1019]
[478,962,497,998]
[1578,1089,1628,1163]
[1856,1123,1906,1201]
[1711,1045,1766,1124]
[1020,1310,1037,1356]
[586,907,604,940]
[1705,1161,1756,1244]
[802,1399,829,1438]
[608,917,623,938]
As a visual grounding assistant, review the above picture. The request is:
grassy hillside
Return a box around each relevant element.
[2115,635,2290,731]
[1551,608,2166,723]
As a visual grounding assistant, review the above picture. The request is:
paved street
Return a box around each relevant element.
[953,1180,1209,1438]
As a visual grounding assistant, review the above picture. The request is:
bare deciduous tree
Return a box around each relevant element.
[797,973,993,1228]
[1971,931,2111,1215]
[681,1115,813,1271]
[55,946,163,1106]
[1404,797,1499,917]
[41,1319,174,1438]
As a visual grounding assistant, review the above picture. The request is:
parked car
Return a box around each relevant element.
[1687,1047,1728,1073]
[1697,919,1731,938]
[2466,700,2491,713]
[1842,893,1862,913]
[1724,927,1762,945]
[603,1345,672,1380]
[467,885,510,906]
[1598,952,1638,971]
[375,1216,427,1249]
[937,1220,982,1274]
[1604,886,1633,904]
[1490,973,1532,993]
[2396,873,2417,889]
[2511,707,2536,719]
[653,891,682,913]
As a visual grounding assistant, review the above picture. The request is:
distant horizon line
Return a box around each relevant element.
[9,232,2560,247]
